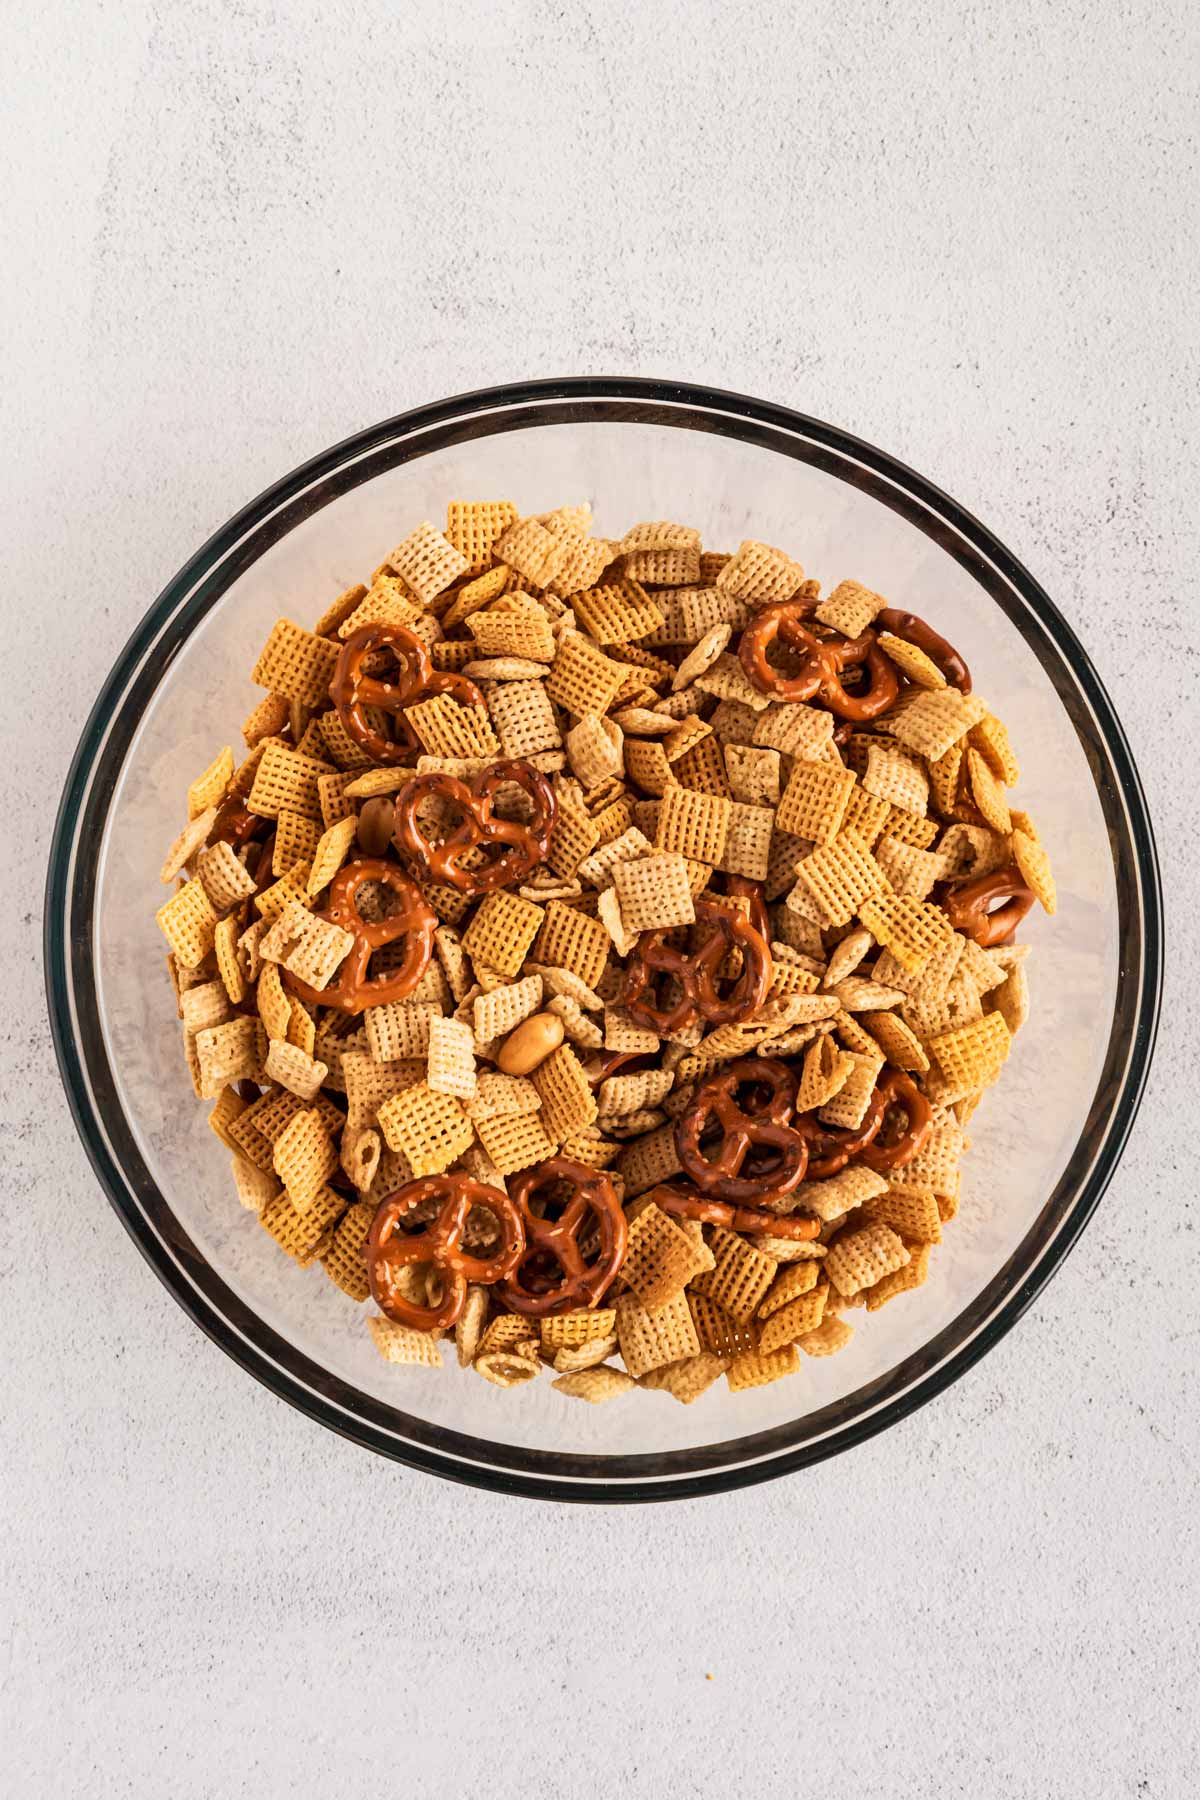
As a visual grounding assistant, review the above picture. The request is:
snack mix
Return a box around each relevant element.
[157,504,1055,1404]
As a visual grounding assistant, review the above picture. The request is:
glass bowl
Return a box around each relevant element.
[45,378,1162,1502]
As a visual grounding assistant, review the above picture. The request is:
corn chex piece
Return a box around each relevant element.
[757,1282,829,1352]
[570,577,665,644]
[865,1243,933,1310]
[533,901,610,990]
[545,630,627,718]
[757,1261,821,1318]
[693,1226,778,1322]
[156,877,220,968]
[637,1352,730,1404]
[615,1289,701,1378]
[814,579,884,637]
[318,1201,375,1302]
[929,1011,1011,1089]
[186,746,235,820]
[862,1009,930,1073]
[790,830,890,928]
[445,498,518,574]
[405,693,499,760]
[726,1345,800,1391]
[887,687,986,761]
[969,712,1020,785]
[251,618,340,706]
[547,802,602,880]
[685,1291,757,1357]
[825,1221,910,1297]
[798,1313,855,1357]
[609,853,696,934]
[271,1106,339,1211]
[368,1315,444,1367]
[716,539,803,603]
[617,1203,706,1309]
[377,1083,474,1175]
[531,1044,597,1140]
[333,576,423,641]
[863,1186,942,1245]
[552,1364,635,1403]
[791,1163,888,1229]
[247,741,333,821]
[858,893,955,973]
[533,1309,617,1353]
[473,1109,556,1175]
[776,759,857,843]
[654,784,731,865]
[1011,827,1056,913]
[461,891,544,980]
[261,1185,345,1267]
[426,1014,476,1099]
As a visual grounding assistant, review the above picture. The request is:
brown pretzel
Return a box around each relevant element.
[209,798,267,848]
[795,1089,888,1178]
[876,608,972,692]
[393,758,556,895]
[285,858,436,1014]
[858,1068,933,1172]
[650,1184,821,1241]
[674,1057,809,1202]
[367,1175,526,1331]
[941,864,1035,948]
[738,601,900,719]
[330,623,484,765]
[623,893,772,1035]
[498,1157,628,1316]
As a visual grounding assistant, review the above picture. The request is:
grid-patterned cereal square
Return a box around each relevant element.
[791,830,890,928]
[545,631,627,718]
[251,618,340,706]
[715,803,774,881]
[698,1226,778,1322]
[929,1011,1011,1090]
[445,499,519,575]
[858,893,955,973]
[386,520,469,604]
[611,854,696,933]
[272,1108,338,1210]
[716,539,804,603]
[488,680,562,758]
[570,579,665,645]
[533,902,610,990]
[368,1315,444,1366]
[405,694,499,759]
[319,1201,375,1301]
[187,747,235,820]
[776,759,857,843]
[726,1345,800,1391]
[473,1109,557,1175]
[621,1203,711,1308]
[247,741,333,821]
[825,1221,910,1296]
[462,890,545,980]
[655,785,731,865]
[377,1082,474,1175]
[364,1001,436,1063]
[426,1013,477,1099]
[156,877,220,968]
[531,1045,598,1140]
[615,1290,701,1378]
[815,579,885,637]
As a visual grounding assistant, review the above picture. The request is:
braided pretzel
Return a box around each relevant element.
[330,623,484,765]
[284,858,436,1014]
[941,865,1035,948]
[498,1158,628,1317]
[367,1175,526,1331]
[623,893,772,1035]
[674,1057,809,1202]
[393,758,556,895]
[738,601,900,719]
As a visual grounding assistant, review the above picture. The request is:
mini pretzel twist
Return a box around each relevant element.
[498,1157,628,1317]
[284,858,436,1014]
[393,758,556,895]
[941,864,1035,948]
[367,1175,526,1331]
[330,622,484,765]
[875,607,972,691]
[649,1184,821,1241]
[622,890,772,1035]
[674,1057,809,1202]
[738,600,900,718]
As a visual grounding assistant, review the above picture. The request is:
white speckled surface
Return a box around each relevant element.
[3,3,1197,1794]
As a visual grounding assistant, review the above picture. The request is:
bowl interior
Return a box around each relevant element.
[59,390,1154,1496]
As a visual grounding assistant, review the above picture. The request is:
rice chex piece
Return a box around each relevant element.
[637,1352,730,1404]
[263,1038,328,1101]
[815,579,886,637]
[886,687,986,761]
[488,680,562,758]
[610,853,696,934]
[615,1290,701,1378]
[260,1185,345,1267]
[726,1346,800,1391]
[654,785,731,865]
[546,631,627,717]
[247,741,334,821]
[865,1243,933,1310]
[693,1226,778,1322]
[427,1014,477,1100]
[716,539,803,603]
[825,1221,910,1296]
[715,802,774,881]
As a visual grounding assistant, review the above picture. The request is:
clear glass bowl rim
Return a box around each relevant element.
[44,376,1163,1503]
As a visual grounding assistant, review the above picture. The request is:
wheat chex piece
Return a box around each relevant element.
[305,816,358,897]
[246,741,334,822]
[251,618,340,706]
[929,1011,1011,1090]
[186,746,235,820]
[533,902,610,991]
[888,687,986,761]
[488,679,562,759]
[861,1009,930,1073]
[863,1186,942,1245]
[530,1044,597,1140]
[426,1013,477,1100]
[615,1289,701,1378]
[383,519,469,603]
[964,747,1011,833]
[474,1109,557,1175]
[757,1260,821,1318]
[812,578,883,636]
[318,1201,375,1302]
[653,784,732,867]
[367,1315,444,1367]
[825,1221,909,1297]
[775,758,856,843]
[716,539,803,603]
[862,743,930,817]
[726,1345,800,1391]
[607,852,695,936]
[693,1226,778,1322]
[231,1154,278,1214]
[444,498,519,574]
[839,785,893,850]
[636,1352,728,1403]
[159,807,219,883]
[261,1037,327,1101]
[795,1033,855,1111]
[1011,827,1056,914]
[570,577,664,644]
[459,890,543,981]
[194,841,255,913]
[858,893,955,973]
[792,829,891,929]
[865,1242,933,1310]
[259,899,354,991]
[317,771,354,830]
[272,1107,338,1210]
[376,1081,474,1175]
[874,835,945,901]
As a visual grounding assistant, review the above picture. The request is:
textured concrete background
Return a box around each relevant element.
[3,2,1197,1794]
